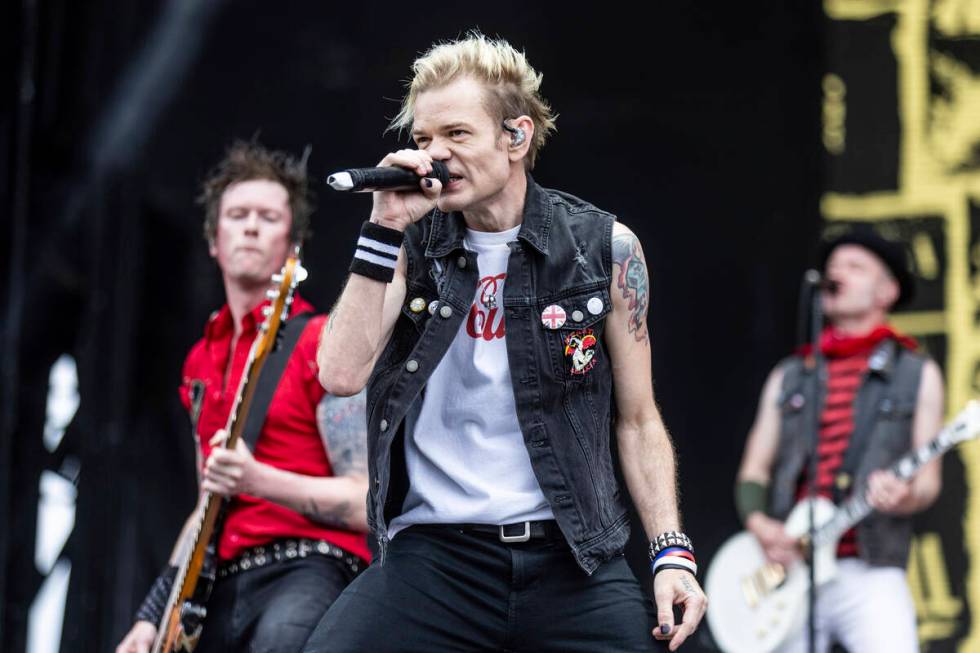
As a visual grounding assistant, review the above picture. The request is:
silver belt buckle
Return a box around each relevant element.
[499,521,531,543]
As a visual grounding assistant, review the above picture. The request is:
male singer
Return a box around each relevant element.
[309,32,706,652]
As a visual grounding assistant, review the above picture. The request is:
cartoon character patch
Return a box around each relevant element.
[564,328,598,375]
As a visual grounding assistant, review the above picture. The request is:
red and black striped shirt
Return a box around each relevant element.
[812,352,868,557]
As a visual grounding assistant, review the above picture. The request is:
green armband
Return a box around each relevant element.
[735,480,769,524]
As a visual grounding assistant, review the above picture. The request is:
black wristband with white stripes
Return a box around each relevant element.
[349,221,405,283]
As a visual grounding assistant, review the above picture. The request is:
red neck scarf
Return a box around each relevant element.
[799,325,918,359]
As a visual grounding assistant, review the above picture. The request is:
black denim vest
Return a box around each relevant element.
[769,340,926,568]
[365,176,629,574]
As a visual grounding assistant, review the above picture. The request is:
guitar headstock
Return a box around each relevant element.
[259,247,307,341]
[940,400,980,446]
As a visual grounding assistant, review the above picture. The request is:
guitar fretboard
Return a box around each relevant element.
[814,419,964,547]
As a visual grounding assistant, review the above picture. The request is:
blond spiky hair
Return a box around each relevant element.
[389,32,557,168]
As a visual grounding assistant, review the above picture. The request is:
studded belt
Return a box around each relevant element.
[217,538,364,579]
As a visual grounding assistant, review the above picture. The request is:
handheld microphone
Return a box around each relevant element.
[326,161,450,192]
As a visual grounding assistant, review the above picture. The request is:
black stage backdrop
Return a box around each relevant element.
[0,2,827,651]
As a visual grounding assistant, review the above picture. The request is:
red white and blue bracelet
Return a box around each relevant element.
[648,531,697,577]
[651,546,698,577]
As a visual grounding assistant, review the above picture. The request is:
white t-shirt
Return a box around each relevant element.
[389,225,553,537]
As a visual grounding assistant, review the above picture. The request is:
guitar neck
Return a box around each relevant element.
[222,327,268,448]
[814,425,955,547]
[166,331,270,587]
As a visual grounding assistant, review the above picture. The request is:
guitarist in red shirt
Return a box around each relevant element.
[116,141,370,653]
[734,228,945,653]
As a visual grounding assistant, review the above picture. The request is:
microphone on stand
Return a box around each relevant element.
[803,269,840,294]
[798,271,820,347]
[326,161,450,192]
[803,269,821,286]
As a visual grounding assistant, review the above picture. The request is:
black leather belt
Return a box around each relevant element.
[455,520,563,543]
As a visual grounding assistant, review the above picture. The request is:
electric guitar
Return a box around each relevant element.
[705,400,980,653]
[152,250,306,652]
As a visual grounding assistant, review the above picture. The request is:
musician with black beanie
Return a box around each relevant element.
[735,227,945,652]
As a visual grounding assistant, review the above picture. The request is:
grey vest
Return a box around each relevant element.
[769,339,926,568]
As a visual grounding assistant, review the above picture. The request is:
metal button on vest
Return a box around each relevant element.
[870,351,888,371]
[428,300,439,315]
[587,297,603,315]
[571,310,585,322]
[405,359,419,373]
[439,305,453,319]
[380,419,389,432]
[457,256,467,269]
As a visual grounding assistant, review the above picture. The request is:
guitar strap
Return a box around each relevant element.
[241,311,314,450]
[832,373,887,503]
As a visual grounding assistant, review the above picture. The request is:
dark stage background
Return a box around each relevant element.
[1,2,830,651]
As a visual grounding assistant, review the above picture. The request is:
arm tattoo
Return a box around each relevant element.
[302,497,353,529]
[316,390,368,477]
[612,232,650,342]
[324,302,339,335]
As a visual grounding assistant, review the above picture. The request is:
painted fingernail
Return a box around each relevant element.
[425,178,433,188]
[660,624,670,635]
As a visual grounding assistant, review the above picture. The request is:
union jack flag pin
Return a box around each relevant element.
[541,304,567,329]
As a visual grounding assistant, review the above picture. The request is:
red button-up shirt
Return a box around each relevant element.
[179,295,370,562]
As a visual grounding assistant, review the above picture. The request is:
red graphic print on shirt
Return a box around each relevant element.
[466,274,507,340]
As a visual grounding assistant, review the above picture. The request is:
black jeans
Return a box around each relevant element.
[303,525,657,652]
[196,553,355,653]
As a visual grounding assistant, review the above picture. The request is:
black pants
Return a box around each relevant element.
[196,553,355,653]
[303,525,657,653]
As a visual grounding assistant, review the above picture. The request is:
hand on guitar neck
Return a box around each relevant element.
[745,512,801,567]
[865,469,918,515]
[202,429,264,498]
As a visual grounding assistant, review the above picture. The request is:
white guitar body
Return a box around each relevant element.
[705,497,838,653]
[705,400,980,653]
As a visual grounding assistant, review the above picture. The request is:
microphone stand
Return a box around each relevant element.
[801,270,824,653]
